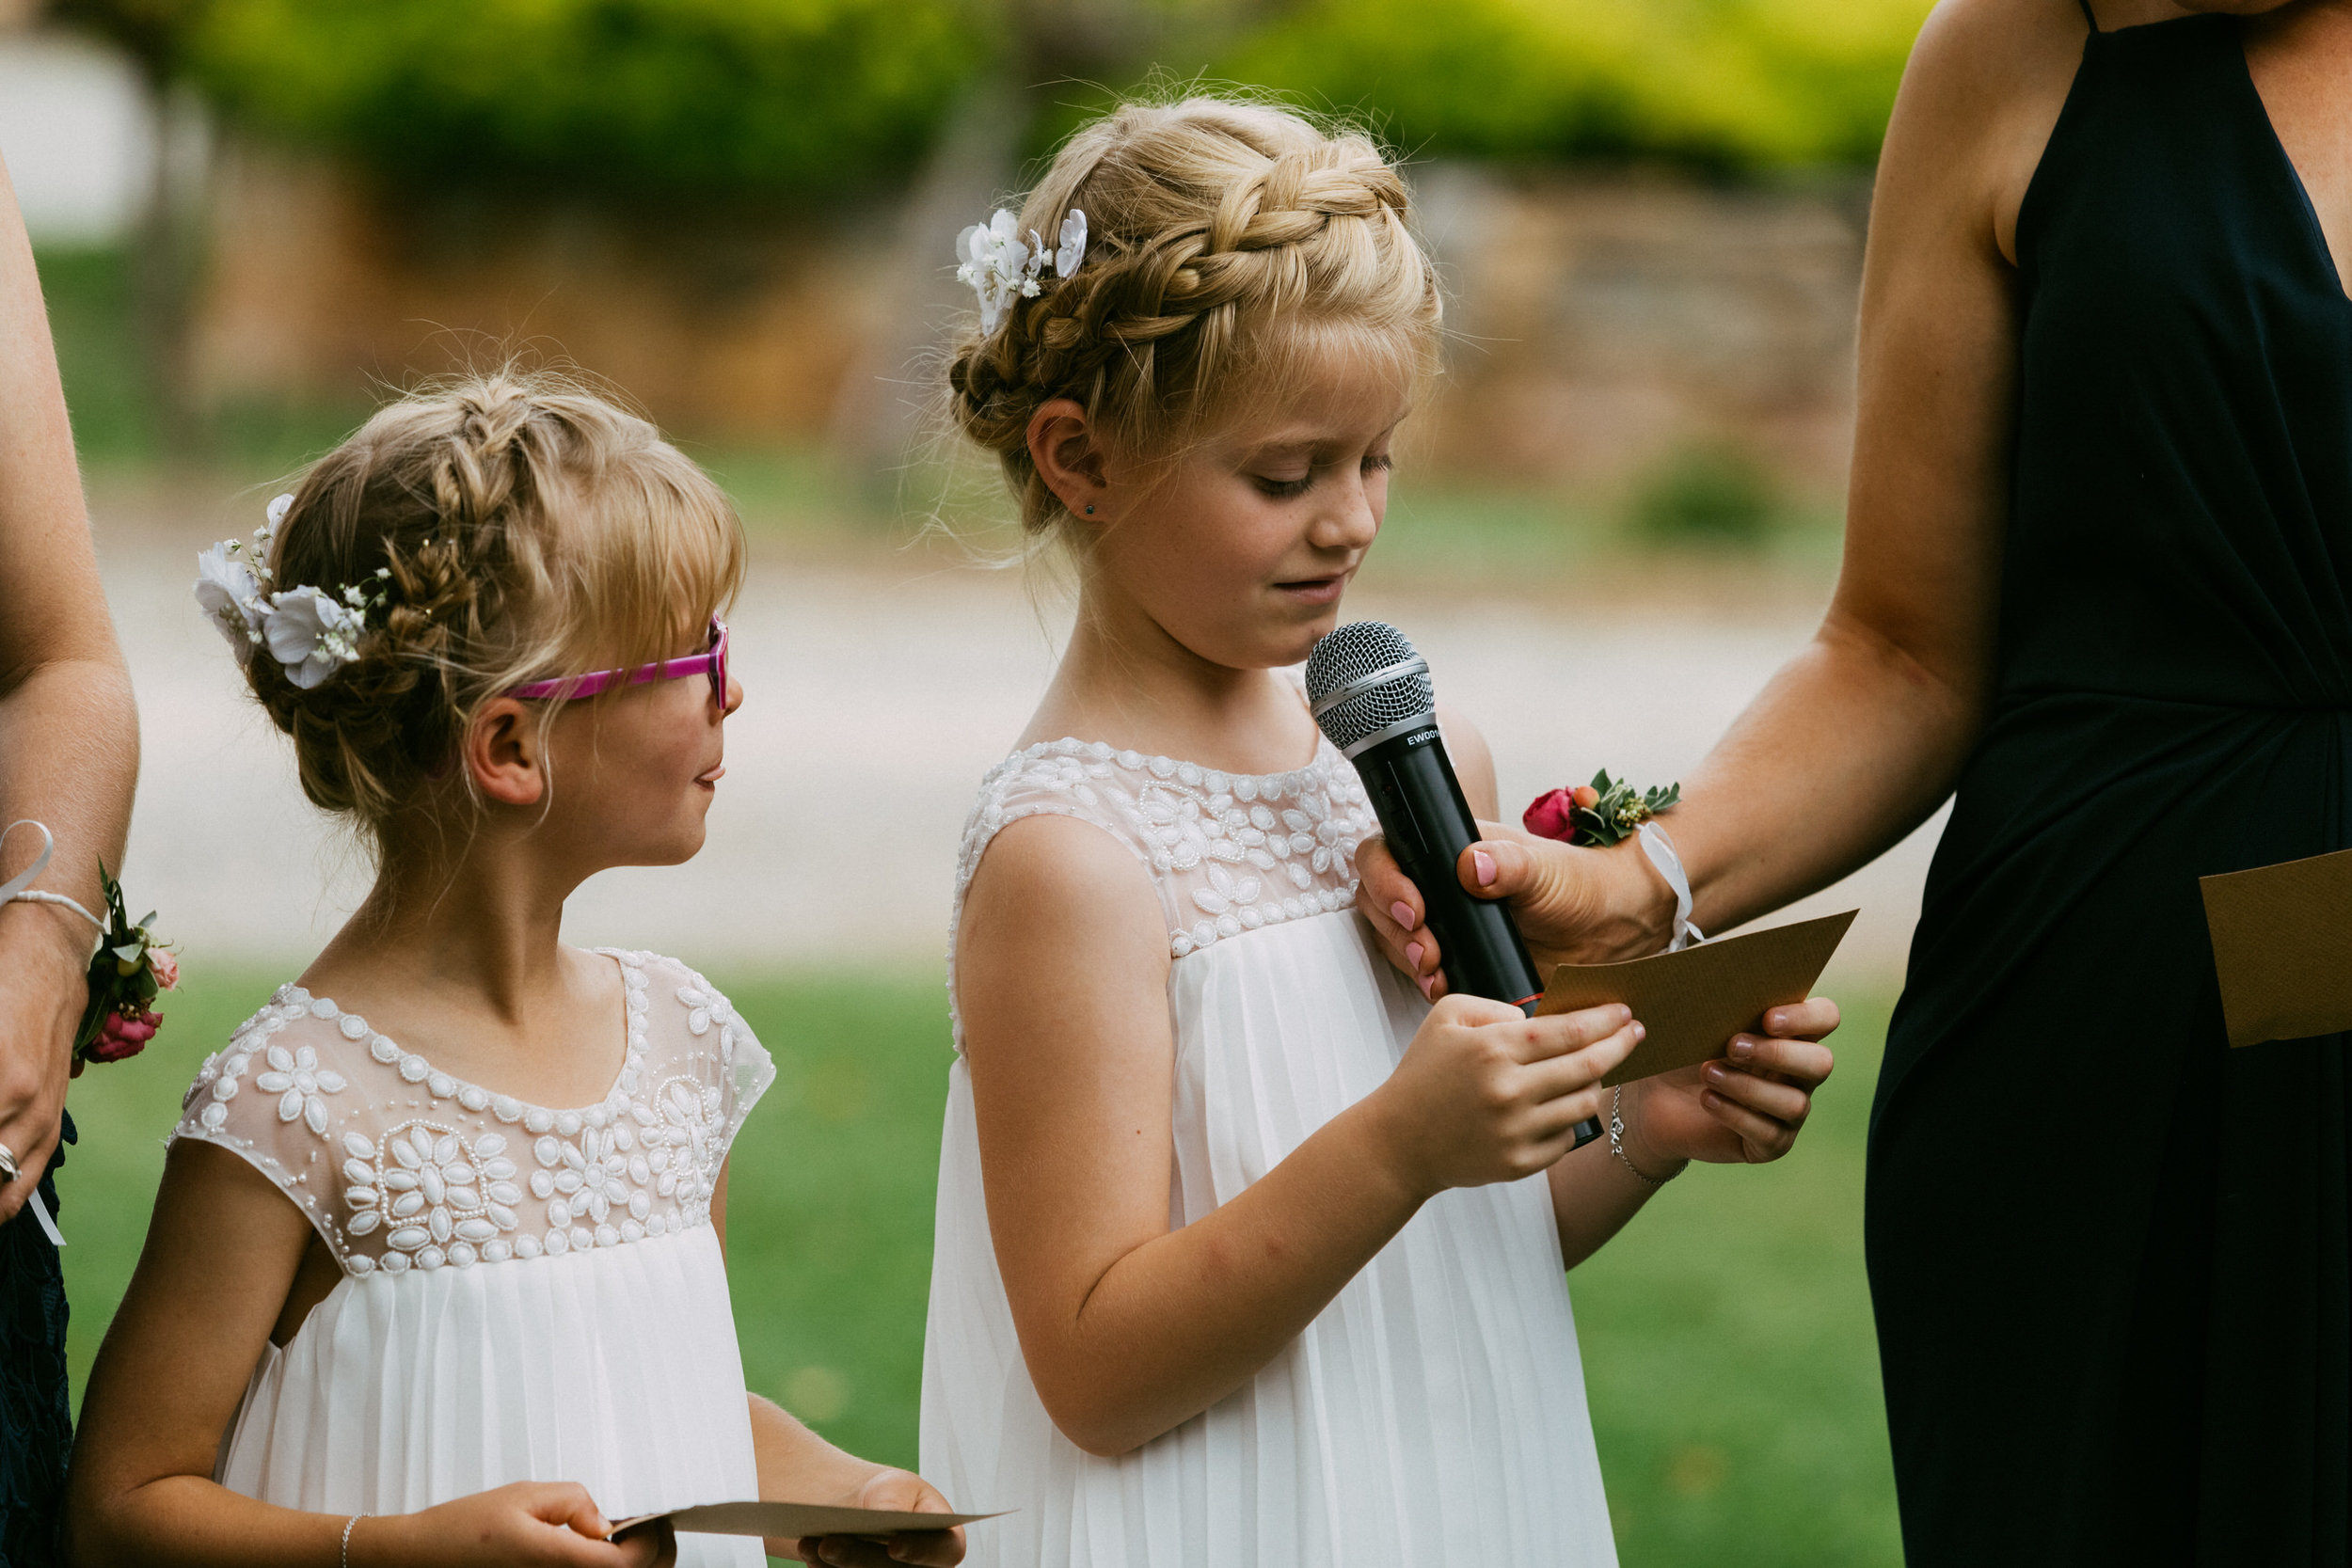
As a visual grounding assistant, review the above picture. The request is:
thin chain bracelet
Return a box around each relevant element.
[342,1513,363,1568]
[1610,1085,1680,1190]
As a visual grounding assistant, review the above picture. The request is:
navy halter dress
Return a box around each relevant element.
[1867,8,2352,1562]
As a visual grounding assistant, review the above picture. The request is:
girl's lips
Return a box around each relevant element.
[1275,577,1346,606]
[696,765,726,785]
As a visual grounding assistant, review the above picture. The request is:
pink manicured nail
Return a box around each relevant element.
[1406,942,1425,970]
[1391,901,1419,931]
[1472,849,1497,887]
[1417,974,1436,999]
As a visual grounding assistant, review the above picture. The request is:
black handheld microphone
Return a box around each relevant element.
[1306,621,1602,1150]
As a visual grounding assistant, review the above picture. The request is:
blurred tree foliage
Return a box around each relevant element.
[56,0,991,198]
[1223,0,1931,168]
[56,0,1929,197]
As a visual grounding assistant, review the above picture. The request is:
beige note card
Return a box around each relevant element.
[612,1500,1002,1541]
[1534,910,1856,1086]
[2200,846,2352,1048]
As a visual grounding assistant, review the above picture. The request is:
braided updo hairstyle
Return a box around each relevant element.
[948,97,1441,536]
[245,369,744,853]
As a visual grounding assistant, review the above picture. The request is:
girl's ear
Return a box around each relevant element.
[1027,398,1109,519]
[464,697,548,807]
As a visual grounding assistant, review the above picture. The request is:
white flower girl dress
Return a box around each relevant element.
[173,949,774,1568]
[923,736,1618,1567]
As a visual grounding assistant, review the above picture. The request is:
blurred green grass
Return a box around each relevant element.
[60,963,1898,1564]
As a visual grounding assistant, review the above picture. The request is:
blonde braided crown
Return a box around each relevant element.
[948,98,1441,534]
[247,368,744,852]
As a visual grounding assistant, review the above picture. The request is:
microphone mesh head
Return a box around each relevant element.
[1305,621,1437,752]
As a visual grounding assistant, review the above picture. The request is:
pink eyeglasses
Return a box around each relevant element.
[507,615,730,706]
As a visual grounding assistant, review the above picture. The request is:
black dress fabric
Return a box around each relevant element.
[0,1113,70,1568]
[1868,14,2352,1564]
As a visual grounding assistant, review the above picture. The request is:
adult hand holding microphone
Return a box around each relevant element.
[1315,621,1838,1168]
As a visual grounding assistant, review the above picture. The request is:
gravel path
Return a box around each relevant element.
[98,519,1942,990]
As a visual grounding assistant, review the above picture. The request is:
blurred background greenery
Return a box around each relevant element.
[24,0,1923,565]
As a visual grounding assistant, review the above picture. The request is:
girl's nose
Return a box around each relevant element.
[1316,479,1382,552]
[722,673,745,718]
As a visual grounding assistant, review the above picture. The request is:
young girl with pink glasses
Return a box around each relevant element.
[68,372,962,1568]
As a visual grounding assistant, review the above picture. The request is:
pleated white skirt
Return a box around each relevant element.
[218,1223,762,1567]
[923,911,1617,1567]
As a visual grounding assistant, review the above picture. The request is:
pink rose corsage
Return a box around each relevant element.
[1523,770,1681,847]
[69,863,178,1074]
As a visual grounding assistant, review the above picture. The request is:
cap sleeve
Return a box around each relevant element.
[173,990,369,1259]
[646,957,773,1174]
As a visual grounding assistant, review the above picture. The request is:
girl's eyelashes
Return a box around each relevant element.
[1250,453,1394,499]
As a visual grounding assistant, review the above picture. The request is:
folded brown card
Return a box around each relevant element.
[1534,910,1856,1086]
[2200,846,2352,1048]
[611,1500,1002,1541]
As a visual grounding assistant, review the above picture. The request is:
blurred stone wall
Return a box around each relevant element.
[190,142,1867,498]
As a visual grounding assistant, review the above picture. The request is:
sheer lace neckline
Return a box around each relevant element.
[994,734,1340,797]
[272,947,634,1118]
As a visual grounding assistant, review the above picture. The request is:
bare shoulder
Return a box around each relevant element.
[958,812,1171,1006]
[1885,0,2096,258]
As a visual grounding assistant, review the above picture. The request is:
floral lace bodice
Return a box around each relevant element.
[172,950,773,1279]
[952,734,1376,977]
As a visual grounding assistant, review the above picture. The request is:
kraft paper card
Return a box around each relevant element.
[612,1500,1002,1541]
[1534,910,1856,1087]
[2200,846,2352,1048]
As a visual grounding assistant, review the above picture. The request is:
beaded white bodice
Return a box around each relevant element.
[950,733,1376,998]
[173,949,773,1278]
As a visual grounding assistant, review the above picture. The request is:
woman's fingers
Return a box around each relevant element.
[1725,1032,1836,1090]
[1699,1059,1813,1126]
[1698,1083,1802,1160]
[1759,996,1841,1043]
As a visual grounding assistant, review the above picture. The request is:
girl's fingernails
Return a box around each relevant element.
[1631,1022,1645,1040]
[1406,942,1425,970]
[1391,901,1419,931]
[1703,1061,1725,1082]
[1472,849,1497,887]
[1417,974,1436,999]
[1728,1036,1756,1060]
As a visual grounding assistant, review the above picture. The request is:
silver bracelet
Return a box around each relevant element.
[1610,1085,1679,1190]
[341,1513,363,1568]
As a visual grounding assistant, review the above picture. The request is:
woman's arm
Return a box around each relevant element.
[961,814,1638,1457]
[0,150,137,1221]
[68,1142,663,1568]
[1358,0,2084,975]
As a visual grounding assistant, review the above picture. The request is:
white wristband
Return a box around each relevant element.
[1636,821,1703,953]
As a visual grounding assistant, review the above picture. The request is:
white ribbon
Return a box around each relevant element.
[1638,820,1705,953]
[0,820,100,1249]
[0,820,102,930]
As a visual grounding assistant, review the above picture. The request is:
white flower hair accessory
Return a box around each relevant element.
[193,493,391,690]
[956,206,1088,333]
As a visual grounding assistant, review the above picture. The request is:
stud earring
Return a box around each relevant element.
[1084,504,1096,515]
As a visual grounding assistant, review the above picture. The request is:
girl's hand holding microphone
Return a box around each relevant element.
[1364,995,1644,1196]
